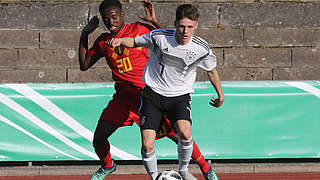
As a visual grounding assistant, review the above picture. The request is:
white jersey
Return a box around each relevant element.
[135,29,217,97]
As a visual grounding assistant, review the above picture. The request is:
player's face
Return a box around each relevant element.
[101,6,124,35]
[174,17,198,45]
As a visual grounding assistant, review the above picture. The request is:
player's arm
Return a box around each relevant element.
[207,68,224,108]
[79,16,100,71]
[139,0,165,29]
[109,37,137,48]
[109,32,152,49]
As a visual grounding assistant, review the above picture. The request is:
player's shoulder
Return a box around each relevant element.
[191,35,211,52]
[131,22,155,31]
[131,21,148,27]
[95,32,111,42]
[151,29,175,37]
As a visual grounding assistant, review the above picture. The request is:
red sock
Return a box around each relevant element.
[192,140,210,173]
[94,140,113,168]
[102,152,113,168]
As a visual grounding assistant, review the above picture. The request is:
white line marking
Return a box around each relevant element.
[285,82,320,98]
[0,92,98,160]
[6,84,140,160]
[6,84,94,141]
[0,115,81,160]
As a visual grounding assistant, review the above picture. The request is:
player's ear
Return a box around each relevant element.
[195,21,198,30]
[120,11,125,17]
[174,20,178,28]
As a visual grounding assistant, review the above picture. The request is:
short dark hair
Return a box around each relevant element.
[99,0,122,15]
[175,4,199,21]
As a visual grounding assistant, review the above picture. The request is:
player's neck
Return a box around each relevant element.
[109,24,125,36]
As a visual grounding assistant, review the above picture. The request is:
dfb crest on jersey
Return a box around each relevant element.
[185,51,196,62]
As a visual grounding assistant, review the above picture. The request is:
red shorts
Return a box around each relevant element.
[99,83,175,139]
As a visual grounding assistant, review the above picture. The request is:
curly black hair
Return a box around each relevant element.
[99,0,122,15]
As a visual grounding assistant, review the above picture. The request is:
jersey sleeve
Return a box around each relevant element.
[133,22,156,48]
[88,36,104,59]
[135,32,153,48]
[198,50,217,71]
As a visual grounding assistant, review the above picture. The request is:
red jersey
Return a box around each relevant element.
[88,22,155,88]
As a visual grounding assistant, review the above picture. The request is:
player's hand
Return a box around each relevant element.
[108,38,121,48]
[82,16,99,34]
[139,0,156,23]
[209,97,224,108]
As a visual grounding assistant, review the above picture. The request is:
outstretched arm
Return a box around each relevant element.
[139,0,165,29]
[207,68,224,108]
[109,37,137,48]
[79,16,100,71]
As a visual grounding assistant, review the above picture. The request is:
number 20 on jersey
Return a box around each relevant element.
[116,57,132,73]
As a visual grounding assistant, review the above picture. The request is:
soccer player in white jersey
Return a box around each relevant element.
[109,4,224,180]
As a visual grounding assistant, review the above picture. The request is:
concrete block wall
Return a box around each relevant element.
[0,0,319,83]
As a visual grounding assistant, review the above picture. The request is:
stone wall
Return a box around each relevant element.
[0,0,319,83]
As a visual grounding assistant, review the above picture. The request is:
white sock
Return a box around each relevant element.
[178,137,193,172]
[141,149,158,180]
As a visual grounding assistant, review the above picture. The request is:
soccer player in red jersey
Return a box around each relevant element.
[79,0,213,179]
